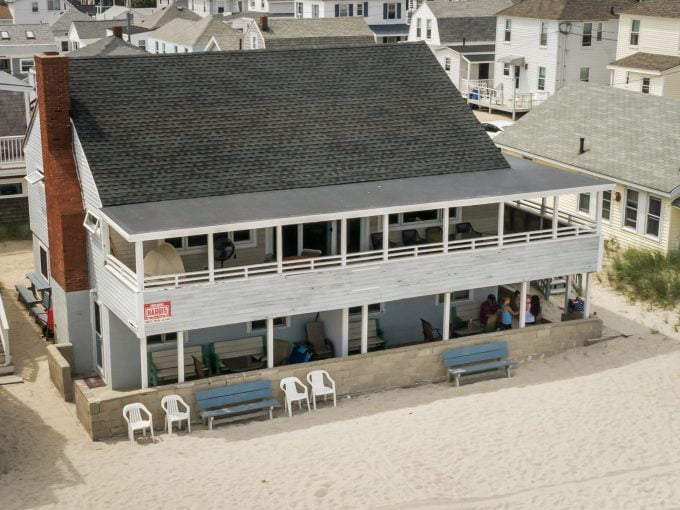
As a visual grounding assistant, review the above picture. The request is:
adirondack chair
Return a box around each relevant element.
[305,321,334,360]
[122,403,154,443]
[161,395,191,434]
[306,370,336,410]
[420,318,442,342]
[280,376,311,417]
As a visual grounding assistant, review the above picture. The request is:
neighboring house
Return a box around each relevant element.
[484,0,635,117]
[0,3,13,24]
[25,43,607,389]
[135,0,200,31]
[94,5,156,21]
[407,0,514,93]
[0,24,58,79]
[146,15,240,53]
[607,0,680,98]
[495,83,680,256]
[68,20,126,50]
[241,15,374,49]
[50,7,92,53]
[68,33,148,56]
[4,0,65,25]
[295,0,409,43]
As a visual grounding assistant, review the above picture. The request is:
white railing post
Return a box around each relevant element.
[177,331,185,383]
[360,304,368,354]
[442,292,451,341]
[540,197,546,229]
[207,233,214,282]
[341,308,349,357]
[442,207,449,253]
[276,225,283,273]
[267,318,274,368]
[140,335,148,389]
[135,241,144,291]
[519,281,528,328]
[584,272,593,319]
[552,196,559,239]
[595,191,603,236]
[0,293,10,366]
[564,274,572,311]
[382,213,389,261]
[340,218,347,266]
[498,202,504,247]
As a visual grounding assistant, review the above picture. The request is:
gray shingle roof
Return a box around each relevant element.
[497,0,638,20]
[620,0,680,18]
[261,18,375,48]
[147,16,240,48]
[427,0,517,18]
[447,43,496,53]
[67,43,509,207]
[50,7,92,35]
[494,82,680,194]
[136,1,200,30]
[609,52,680,72]
[69,36,147,57]
[427,0,517,42]
[0,24,56,45]
[71,20,126,40]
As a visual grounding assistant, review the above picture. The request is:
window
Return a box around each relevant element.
[26,170,44,184]
[0,31,9,40]
[139,39,146,50]
[416,17,421,38]
[624,189,639,229]
[356,2,362,15]
[602,190,611,222]
[39,245,49,280]
[20,59,34,73]
[578,193,591,215]
[444,57,451,71]
[187,235,207,247]
[384,2,400,20]
[83,210,101,236]
[312,4,319,17]
[625,72,630,85]
[503,63,510,76]
[579,67,589,82]
[32,2,38,12]
[47,0,60,10]
[0,58,8,73]
[249,316,289,332]
[338,3,348,16]
[504,19,511,42]
[94,302,103,370]
[436,289,472,305]
[349,303,383,316]
[71,41,79,51]
[642,77,650,94]
[296,1,302,16]
[162,43,166,53]
[402,209,438,224]
[25,31,35,39]
[147,332,178,345]
[261,0,264,8]
[203,0,206,11]
[630,19,640,46]
[426,19,431,39]
[174,45,178,53]
[539,22,548,46]
[537,66,546,91]
[61,40,68,52]
[155,40,159,52]
[252,36,258,49]
[232,230,252,243]
[596,22,602,41]
[0,180,24,198]
[646,196,662,238]
[582,22,592,46]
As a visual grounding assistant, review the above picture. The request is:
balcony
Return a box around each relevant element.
[0,136,24,170]
[462,81,549,119]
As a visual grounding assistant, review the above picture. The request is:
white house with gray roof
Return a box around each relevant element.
[495,82,680,256]
[25,43,608,391]
[50,7,93,53]
[4,0,66,25]
[0,24,58,79]
[146,15,240,53]
[67,20,126,51]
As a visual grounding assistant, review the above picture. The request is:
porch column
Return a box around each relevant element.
[340,218,347,266]
[140,335,148,389]
[266,318,274,368]
[552,196,560,239]
[584,272,593,319]
[135,240,144,291]
[442,207,449,253]
[540,197,546,229]
[497,202,505,247]
[519,281,528,328]
[382,213,389,261]
[177,331,185,383]
[595,191,603,235]
[341,308,349,357]
[442,292,451,340]
[360,304,368,354]
[207,233,215,282]
[276,225,283,273]
[564,274,572,311]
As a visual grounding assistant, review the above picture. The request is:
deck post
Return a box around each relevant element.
[442,292,451,340]
[341,308,349,357]
[276,225,283,273]
[540,197,546,229]
[382,213,389,261]
[519,281,528,328]
[140,335,148,389]
[266,318,274,368]
[584,272,593,319]
[340,218,347,266]
[101,221,111,257]
[360,304,368,354]
[564,274,572,311]
[135,241,144,291]
[595,191,603,235]
[552,195,559,239]
[442,207,449,253]
[207,233,214,282]
[497,202,504,247]
[177,331,185,383]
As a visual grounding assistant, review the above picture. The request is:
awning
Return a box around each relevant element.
[368,24,410,36]
[463,53,495,63]
[497,55,525,66]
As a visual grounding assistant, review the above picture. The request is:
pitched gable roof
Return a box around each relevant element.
[494,83,680,194]
[71,20,127,40]
[67,43,509,207]
[261,17,375,49]
[497,0,638,20]
[0,24,56,45]
[136,0,200,30]
[50,7,93,35]
[620,0,680,18]
[609,52,680,72]
[147,16,239,48]
[69,36,148,57]
[426,0,517,42]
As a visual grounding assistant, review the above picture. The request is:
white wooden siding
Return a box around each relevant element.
[667,205,680,254]
[25,114,49,247]
[615,14,680,62]
[300,0,406,26]
[142,235,601,335]
[72,127,103,210]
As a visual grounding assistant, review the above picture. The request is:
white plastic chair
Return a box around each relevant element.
[122,403,154,443]
[161,395,191,434]
[279,376,311,417]
[306,370,337,410]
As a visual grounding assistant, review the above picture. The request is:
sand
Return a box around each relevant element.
[1,240,680,509]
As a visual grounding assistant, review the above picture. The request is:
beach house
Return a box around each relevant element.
[25,43,609,392]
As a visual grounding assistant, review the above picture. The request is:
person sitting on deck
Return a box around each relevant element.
[479,294,499,325]
[567,296,585,314]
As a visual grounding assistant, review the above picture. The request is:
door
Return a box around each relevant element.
[478,63,489,80]
[514,65,520,89]
[281,225,298,257]
[348,218,362,253]
[302,222,330,255]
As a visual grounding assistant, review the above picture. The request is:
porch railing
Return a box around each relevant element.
[138,224,596,290]
[0,292,10,366]
[513,199,595,227]
[0,136,24,168]
[105,254,138,290]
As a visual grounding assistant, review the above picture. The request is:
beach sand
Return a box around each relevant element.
[1,241,679,509]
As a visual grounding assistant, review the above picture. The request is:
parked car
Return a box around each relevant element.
[481,120,514,139]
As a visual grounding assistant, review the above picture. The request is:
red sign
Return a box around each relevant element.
[144,301,172,323]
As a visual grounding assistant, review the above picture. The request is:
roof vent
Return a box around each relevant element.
[578,137,586,155]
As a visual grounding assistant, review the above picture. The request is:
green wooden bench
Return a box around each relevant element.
[195,380,280,430]
[148,345,208,387]
[348,319,385,354]
[209,336,265,374]
[15,284,40,307]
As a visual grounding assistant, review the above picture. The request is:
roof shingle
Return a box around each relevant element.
[497,0,638,20]
[609,52,680,72]
[620,0,680,18]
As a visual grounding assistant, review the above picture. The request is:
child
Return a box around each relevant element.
[501,297,517,330]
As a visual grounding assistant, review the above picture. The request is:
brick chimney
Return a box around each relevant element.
[34,52,89,293]
[111,26,123,39]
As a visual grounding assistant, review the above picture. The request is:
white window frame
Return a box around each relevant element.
[537,66,546,91]
[444,57,451,72]
[601,190,612,223]
[20,58,34,73]
[645,195,662,239]
[0,31,9,40]
[416,17,421,38]
[312,4,319,17]
[539,22,548,47]
[596,22,602,41]
[641,77,650,94]
[436,289,473,306]
[0,179,27,199]
[349,303,384,317]
[166,230,257,253]
[356,2,362,16]
[38,242,49,281]
[582,22,592,47]
[623,188,639,232]
[577,192,594,217]
[503,63,510,76]
[579,67,590,82]
[247,316,290,333]
[252,35,258,49]
[504,19,511,42]
[426,19,432,40]
[26,171,44,184]
[388,208,459,229]
[630,19,640,47]
[83,210,101,237]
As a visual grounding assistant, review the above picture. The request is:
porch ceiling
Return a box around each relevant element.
[102,156,612,241]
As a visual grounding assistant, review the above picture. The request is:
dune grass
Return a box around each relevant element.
[607,248,680,308]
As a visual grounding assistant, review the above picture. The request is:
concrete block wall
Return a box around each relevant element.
[47,343,74,401]
[75,318,602,440]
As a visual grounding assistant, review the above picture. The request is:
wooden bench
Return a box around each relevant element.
[443,341,517,387]
[210,336,265,374]
[15,284,40,307]
[148,345,205,386]
[29,291,51,321]
[195,380,280,430]
[27,272,50,294]
[348,319,385,354]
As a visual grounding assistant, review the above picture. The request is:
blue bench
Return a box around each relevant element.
[195,380,280,430]
[443,341,517,387]
[27,272,50,294]
[15,284,40,307]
